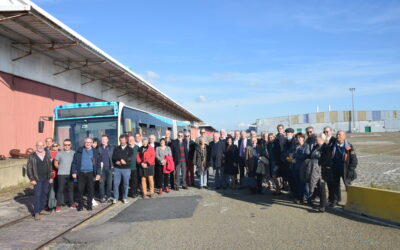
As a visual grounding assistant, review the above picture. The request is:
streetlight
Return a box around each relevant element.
[349,88,355,132]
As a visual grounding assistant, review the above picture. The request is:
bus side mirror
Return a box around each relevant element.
[38,121,44,133]
[124,119,132,133]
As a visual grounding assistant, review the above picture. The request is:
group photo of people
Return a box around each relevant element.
[26,125,357,220]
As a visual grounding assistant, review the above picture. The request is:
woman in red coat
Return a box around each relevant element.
[136,137,156,198]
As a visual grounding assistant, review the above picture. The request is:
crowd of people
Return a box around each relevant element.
[26,125,358,220]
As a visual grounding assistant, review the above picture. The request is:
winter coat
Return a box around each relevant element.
[71,147,101,176]
[193,145,208,171]
[208,140,225,168]
[223,144,239,175]
[331,140,358,185]
[27,152,53,181]
[163,155,175,174]
[245,144,263,173]
[136,145,156,167]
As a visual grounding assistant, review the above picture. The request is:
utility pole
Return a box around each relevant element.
[349,88,355,132]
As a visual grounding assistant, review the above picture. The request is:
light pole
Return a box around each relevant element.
[349,88,355,132]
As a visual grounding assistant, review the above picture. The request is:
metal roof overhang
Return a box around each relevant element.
[0,0,202,123]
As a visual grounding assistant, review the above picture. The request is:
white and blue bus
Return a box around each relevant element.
[53,101,190,150]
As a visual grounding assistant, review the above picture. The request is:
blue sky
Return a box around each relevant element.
[34,0,400,130]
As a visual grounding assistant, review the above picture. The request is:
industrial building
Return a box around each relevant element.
[255,110,400,134]
[0,0,202,157]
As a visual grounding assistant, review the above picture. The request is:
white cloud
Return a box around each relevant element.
[145,71,159,79]
[195,95,206,103]
[238,122,250,127]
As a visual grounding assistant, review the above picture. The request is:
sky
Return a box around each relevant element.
[33,0,400,130]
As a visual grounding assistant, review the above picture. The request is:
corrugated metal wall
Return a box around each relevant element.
[372,111,381,121]
[358,111,366,121]
[316,112,324,123]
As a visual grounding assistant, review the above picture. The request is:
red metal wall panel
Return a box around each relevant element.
[0,71,101,156]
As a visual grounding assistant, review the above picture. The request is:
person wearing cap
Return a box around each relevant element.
[282,128,297,196]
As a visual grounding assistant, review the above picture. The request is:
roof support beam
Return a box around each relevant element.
[0,13,28,23]
[53,60,105,75]
[81,72,125,85]
[12,42,77,61]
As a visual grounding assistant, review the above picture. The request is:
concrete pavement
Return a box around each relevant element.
[50,187,400,250]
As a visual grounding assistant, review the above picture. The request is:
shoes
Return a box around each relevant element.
[34,213,41,221]
[39,210,50,215]
[318,206,326,212]
[92,199,98,206]
[150,194,155,198]
[77,206,83,212]
[293,199,300,204]
[100,198,107,203]
[131,194,138,198]
[204,186,209,189]
[215,187,221,190]
[122,199,129,204]
[112,199,117,204]
[158,189,163,195]
[182,186,188,189]
[174,187,179,191]
[87,206,93,211]
[70,203,77,209]
[55,206,61,213]
[165,187,170,193]
[199,186,203,189]
[329,202,338,208]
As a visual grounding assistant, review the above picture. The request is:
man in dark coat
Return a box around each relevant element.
[97,135,114,203]
[282,128,297,196]
[329,130,357,207]
[208,132,226,189]
[27,141,54,220]
[171,131,189,190]
[185,131,197,186]
[71,137,101,211]
[238,130,251,188]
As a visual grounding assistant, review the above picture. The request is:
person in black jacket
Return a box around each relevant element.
[209,132,226,189]
[329,130,358,207]
[185,131,197,187]
[171,131,189,190]
[223,136,239,189]
[238,130,251,188]
[281,128,297,196]
[71,137,101,211]
[27,141,54,220]
[112,135,133,204]
[97,135,114,203]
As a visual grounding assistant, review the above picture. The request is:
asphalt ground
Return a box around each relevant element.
[51,186,400,250]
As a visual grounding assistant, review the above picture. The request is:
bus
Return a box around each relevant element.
[53,101,191,150]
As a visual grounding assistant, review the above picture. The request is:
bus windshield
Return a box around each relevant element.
[54,117,118,150]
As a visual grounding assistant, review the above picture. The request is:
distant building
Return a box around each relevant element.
[255,110,400,134]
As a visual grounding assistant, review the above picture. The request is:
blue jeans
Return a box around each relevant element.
[113,168,130,200]
[33,177,49,214]
[199,168,207,187]
[99,168,113,199]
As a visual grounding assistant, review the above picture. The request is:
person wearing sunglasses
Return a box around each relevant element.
[54,139,76,212]
[305,126,317,148]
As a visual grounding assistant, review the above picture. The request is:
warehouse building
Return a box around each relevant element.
[255,110,400,134]
[0,0,202,156]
